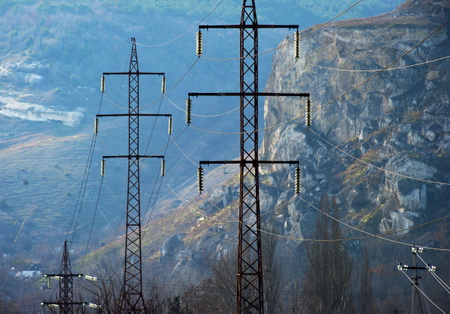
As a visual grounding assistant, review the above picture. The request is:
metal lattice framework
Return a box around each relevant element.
[238,2,263,311]
[58,241,74,313]
[123,38,145,312]
[98,38,170,313]
[42,241,84,314]
[189,1,308,312]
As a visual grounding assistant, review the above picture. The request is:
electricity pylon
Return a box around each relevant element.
[188,1,309,312]
[97,37,171,312]
[42,241,99,313]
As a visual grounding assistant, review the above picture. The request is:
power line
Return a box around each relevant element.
[138,57,201,110]
[307,54,450,72]
[135,0,225,48]
[308,128,450,186]
[166,96,240,118]
[298,195,450,252]
[66,94,105,249]
[188,187,450,245]
[103,57,200,112]
[141,135,172,241]
[163,172,450,247]
[399,269,445,313]
[164,58,200,96]
[187,18,450,136]
[80,176,104,272]
[191,19,450,135]
[304,18,450,115]
[416,252,450,294]
[199,0,366,61]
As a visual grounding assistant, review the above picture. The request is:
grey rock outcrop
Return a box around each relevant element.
[262,0,450,238]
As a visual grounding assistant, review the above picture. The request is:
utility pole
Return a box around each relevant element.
[42,241,100,313]
[97,37,171,313]
[397,245,433,314]
[188,1,308,312]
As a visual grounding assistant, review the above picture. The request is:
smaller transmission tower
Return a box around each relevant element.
[97,37,171,313]
[42,241,99,313]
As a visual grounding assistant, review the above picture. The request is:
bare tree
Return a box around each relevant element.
[296,196,354,313]
[359,247,375,313]
[81,258,124,313]
[182,246,236,313]
[181,224,283,313]
[262,223,283,313]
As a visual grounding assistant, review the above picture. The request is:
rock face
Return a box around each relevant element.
[155,0,450,288]
[262,0,450,237]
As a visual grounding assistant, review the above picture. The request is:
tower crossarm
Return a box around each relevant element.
[200,160,299,166]
[103,155,164,159]
[97,113,171,118]
[188,92,309,98]
[199,24,298,30]
[103,72,165,76]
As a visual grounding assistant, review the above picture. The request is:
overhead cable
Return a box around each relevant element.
[416,252,450,294]
[161,177,450,247]
[307,55,450,72]
[80,176,104,272]
[135,0,225,48]
[399,269,446,313]
[189,18,450,135]
[166,96,240,118]
[200,0,366,61]
[308,128,450,186]
[299,195,450,251]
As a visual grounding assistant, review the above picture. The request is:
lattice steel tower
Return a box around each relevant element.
[98,38,170,313]
[189,1,309,312]
[42,241,84,313]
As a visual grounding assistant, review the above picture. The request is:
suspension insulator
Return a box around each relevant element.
[94,118,99,134]
[161,159,166,177]
[168,117,173,135]
[100,76,105,93]
[161,76,166,94]
[295,166,301,194]
[186,98,192,125]
[101,159,105,177]
[197,166,204,193]
[196,31,203,57]
[47,277,51,289]
[305,98,312,127]
[294,31,300,59]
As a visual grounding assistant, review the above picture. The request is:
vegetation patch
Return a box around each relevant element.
[343,149,380,185]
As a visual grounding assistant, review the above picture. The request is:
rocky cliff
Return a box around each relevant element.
[262,0,450,241]
[148,0,450,298]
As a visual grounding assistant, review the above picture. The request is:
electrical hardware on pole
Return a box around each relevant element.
[397,245,434,314]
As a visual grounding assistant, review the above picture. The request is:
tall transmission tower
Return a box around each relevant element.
[97,37,171,312]
[188,1,309,312]
[42,241,100,313]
